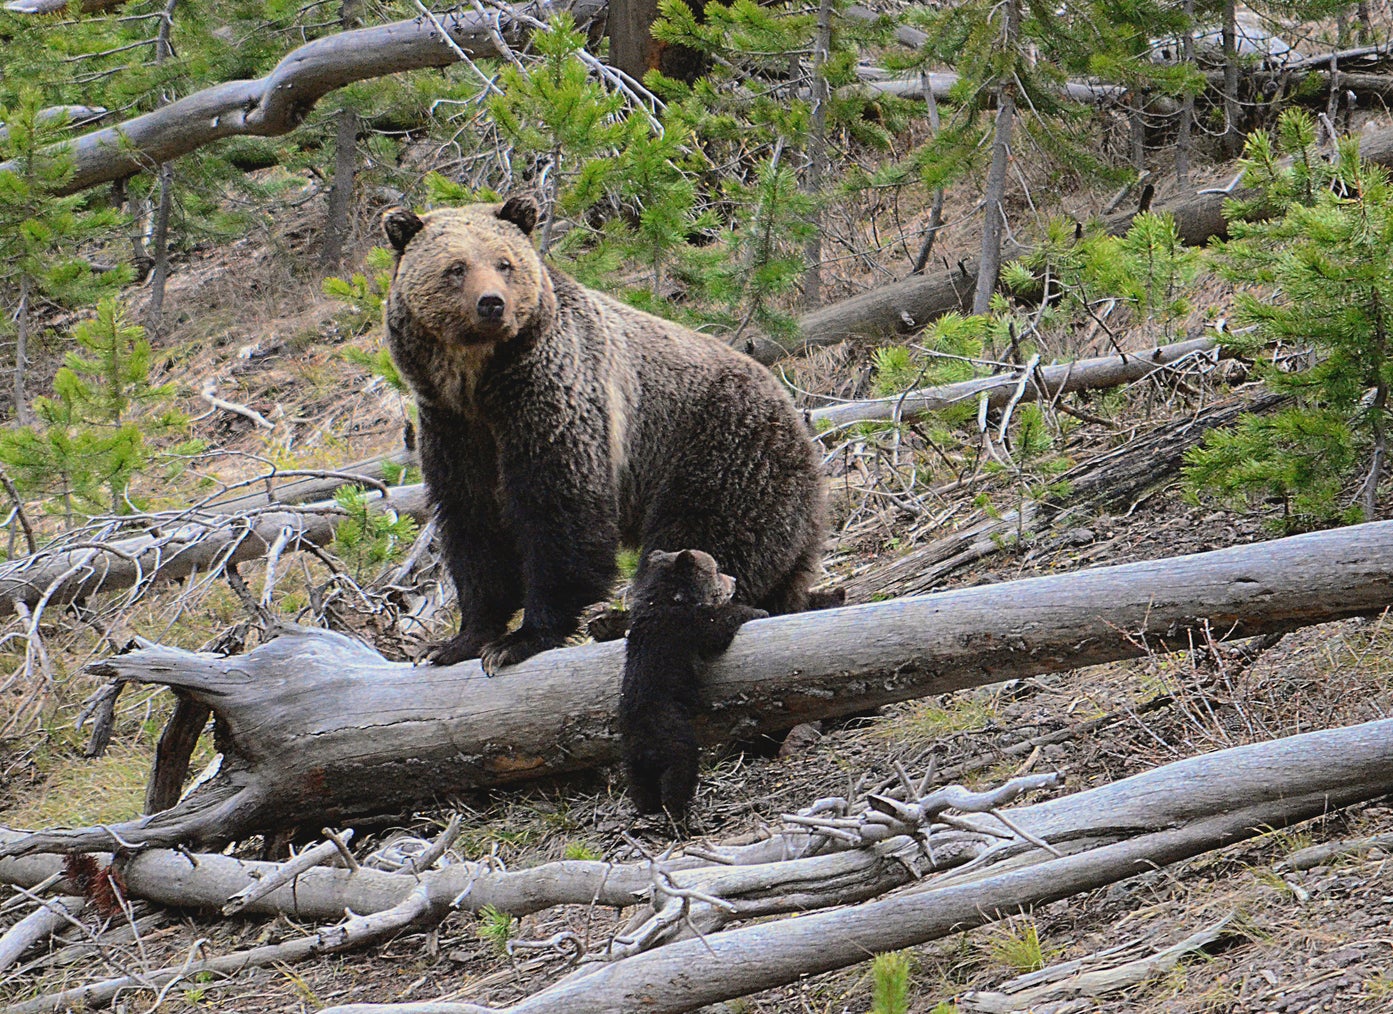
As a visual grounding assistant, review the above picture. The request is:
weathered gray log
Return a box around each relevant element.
[0,0,606,197]
[5,714,1391,1014]
[205,449,416,514]
[3,519,1392,858]
[316,715,1393,1014]
[807,335,1224,428]
[0,485,432,620]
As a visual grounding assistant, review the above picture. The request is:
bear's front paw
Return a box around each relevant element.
[479,629,559,675]
[425,632,486,667]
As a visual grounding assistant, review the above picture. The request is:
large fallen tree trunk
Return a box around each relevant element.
[3,519,1391,858]
[0,485,431,620]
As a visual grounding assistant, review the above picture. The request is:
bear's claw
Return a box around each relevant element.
[479,629,559,675]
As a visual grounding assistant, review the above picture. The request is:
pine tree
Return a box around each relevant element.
[0,298,186,523]
[0,88,130,424]
[891,0,1197,311]
[1185,110,1393,529]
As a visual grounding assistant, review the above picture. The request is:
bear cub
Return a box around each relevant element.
[381,197,826,675]
[620,549,766,817]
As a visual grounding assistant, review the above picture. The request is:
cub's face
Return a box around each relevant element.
[635,549,737,610]
[383,197,548,347]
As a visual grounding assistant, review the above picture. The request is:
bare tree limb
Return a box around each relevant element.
[807,335,1225,429]
[0,0,606,197]
[0,486,432,620]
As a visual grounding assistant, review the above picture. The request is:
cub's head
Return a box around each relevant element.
[382,196,553,346]
[633,549,737,610]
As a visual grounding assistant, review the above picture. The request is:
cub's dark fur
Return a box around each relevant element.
[620,549,766,816]
[381,198,826,674]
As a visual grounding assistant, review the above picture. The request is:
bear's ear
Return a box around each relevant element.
[497,196,539,236]
[383,207,424,252]
[674,549,699,571]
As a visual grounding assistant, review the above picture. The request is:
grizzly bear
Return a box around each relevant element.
[381,196,825,674]
[620,549,765,816]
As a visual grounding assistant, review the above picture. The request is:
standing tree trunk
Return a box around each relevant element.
[1176,0,1195,185]
[321,0,362,268]
[12,273,33,426]
[973,0,1018,316]
[1221,0,1242,158]
[145,0,179,334]
[801,0,833,307]
[608,0,707,84]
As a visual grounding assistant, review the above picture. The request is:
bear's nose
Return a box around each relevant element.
[477,294,505,321]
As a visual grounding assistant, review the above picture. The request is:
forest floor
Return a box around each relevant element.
[3,105,1393,1014]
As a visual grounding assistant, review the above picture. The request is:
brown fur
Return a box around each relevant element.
[382,198,826,674]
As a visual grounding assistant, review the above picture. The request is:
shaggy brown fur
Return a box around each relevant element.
[382,197,825,674]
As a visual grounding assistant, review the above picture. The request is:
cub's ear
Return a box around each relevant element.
[674,549,699,570]
[383,207,424,252]
[497,195,539,236]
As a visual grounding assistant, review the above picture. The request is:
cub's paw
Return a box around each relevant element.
[479,629,559,675]
[425,632,485,667]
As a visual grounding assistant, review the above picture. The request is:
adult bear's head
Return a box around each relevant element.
[382,196,554,347]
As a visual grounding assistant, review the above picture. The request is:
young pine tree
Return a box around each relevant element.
[1185,110,1393,529]
[0,298,185,524]
[0,88,130,424]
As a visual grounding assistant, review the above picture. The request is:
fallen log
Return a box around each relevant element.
[792,123,1393,354]
[205,449,416,514]
[806,334,1224,428]
[316,715,1393,1014]
[5,715,1391,1014]
[0,485,432,620]
[3,519,1391,858]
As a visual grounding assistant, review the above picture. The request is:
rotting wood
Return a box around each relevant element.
[806,334,1226,428]
[2,517,1391,857]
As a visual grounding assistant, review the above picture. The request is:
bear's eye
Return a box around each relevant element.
[446,261,468,279]
[496,259,513,274]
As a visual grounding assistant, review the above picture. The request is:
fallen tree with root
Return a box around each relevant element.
[1,518,1390,859]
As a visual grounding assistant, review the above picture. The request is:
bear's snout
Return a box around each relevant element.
[476,293,506,322]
